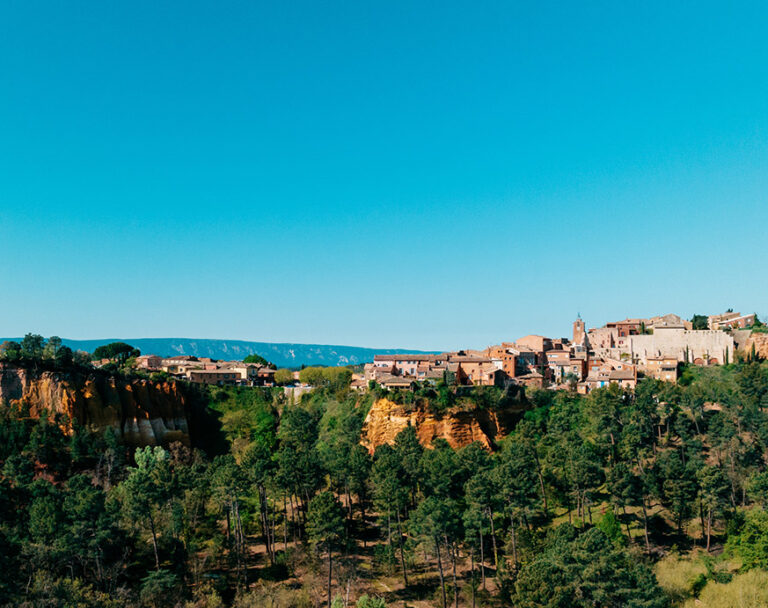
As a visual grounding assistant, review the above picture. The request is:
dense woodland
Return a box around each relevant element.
[2,337,768,607]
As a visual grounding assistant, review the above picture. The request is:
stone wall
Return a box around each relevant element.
[627,328,734,364]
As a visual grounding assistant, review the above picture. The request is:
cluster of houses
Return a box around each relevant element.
[100,310,757,393]
[132,354,277,386]
[707,311,757,330]
[365,311,757,394]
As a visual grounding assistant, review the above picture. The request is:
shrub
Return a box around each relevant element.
[726,509,768,569]
[355,595,387,608]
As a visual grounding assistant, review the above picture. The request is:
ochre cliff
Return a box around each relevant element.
[361,398,525,451]
[745,333,768,359]
[0,363,193,446]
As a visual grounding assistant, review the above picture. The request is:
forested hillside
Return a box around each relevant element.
[1,353,768,607]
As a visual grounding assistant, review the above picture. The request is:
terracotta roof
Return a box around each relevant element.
[609,369,635,380]
[512,345,538,353]
[377,374,414,386]
[373,354,439,362]
[450,356,493,363]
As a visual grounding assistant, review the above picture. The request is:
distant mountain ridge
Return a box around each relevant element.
[0,337,437,369]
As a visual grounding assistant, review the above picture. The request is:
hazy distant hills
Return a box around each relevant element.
[1,337,436,369]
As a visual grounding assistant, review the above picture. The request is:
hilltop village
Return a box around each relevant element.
[126,353,278,385]
[364,311,762,393]
[110,310,766,397]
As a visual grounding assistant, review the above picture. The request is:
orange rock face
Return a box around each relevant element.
[0,363,193,446]
[361,397,524,452]
[746,333,768,359]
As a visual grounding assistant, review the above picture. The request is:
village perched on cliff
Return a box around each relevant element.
[92,310,767,399]
[0,307,766,607]
[2,310,768,608]
[363,310,766,394]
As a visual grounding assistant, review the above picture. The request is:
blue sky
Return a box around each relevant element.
[1,1,767,350]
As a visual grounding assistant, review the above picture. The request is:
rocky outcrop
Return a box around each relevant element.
[0,363,194,446]
[361,398,525,451]
[745,333,768,360]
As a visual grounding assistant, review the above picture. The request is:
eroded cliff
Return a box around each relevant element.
[0,363,193,446]
[746,333,768,359]
[361,397,526,451]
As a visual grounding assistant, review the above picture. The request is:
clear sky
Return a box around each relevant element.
[1,1,767,350]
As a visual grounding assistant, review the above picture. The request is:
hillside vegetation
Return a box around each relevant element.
[0,350,768,606]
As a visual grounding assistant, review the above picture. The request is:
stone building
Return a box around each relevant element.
[708,312,756,330]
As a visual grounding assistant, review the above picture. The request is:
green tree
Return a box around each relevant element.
[372,444,409,586]
[348,444,372,522]
[355,595,387,608]
[657,450,697,534]
[393,425,424,504]
[607,461,643,540]
[42,336,62,359]
[21,333,45,359]
[463,466,500,592]
[298,366,353,391]
[273,368,294,385]
[409,495,461,608]
[727,509,768,569]
[276,406,322,517]
[691,314,709,330]
[420,439,462,499]
[322,367,353,391]
[117,446,171,571]
[514,525,668,608]
[307,491,345,608]
[241,441,277,563]
[26,415,69,474]
[748,469,768,507]
[317,400,366,521]
[697,465,730,551]
[28,480,64,546]
[243,353,270,366]
[596,510,625,545]
[92,341,140,362]
[56,473,125,588]
[140,569,182,608]
[497,439,541,569]
[584,384,625,467]
[54,345,74,367]
[0,340,22,362]
[299,366,326,386]
[210,454,250,584]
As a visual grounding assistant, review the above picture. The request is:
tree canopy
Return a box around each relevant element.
[243,353,270,366]
[92,341,140,362]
